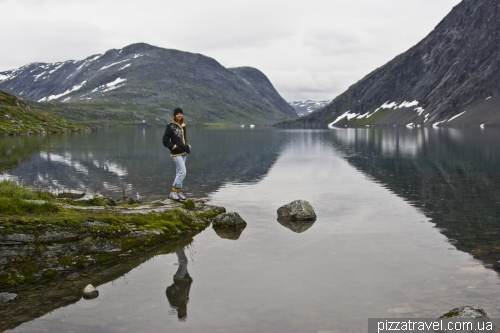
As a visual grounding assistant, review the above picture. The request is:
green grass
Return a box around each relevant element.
[0,180,206,233]
[0,90,90,136]
[0,180,59,215]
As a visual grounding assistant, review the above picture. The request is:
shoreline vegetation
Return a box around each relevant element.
[0,180,225,290]
[0,90,92,136]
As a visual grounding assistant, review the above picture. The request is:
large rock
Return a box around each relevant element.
[277,200,316,221]
[212,212,247,229]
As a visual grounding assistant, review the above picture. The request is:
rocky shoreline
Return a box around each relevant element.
[0,196,225,291]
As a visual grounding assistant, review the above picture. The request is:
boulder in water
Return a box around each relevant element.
[212,212,247,228]
[277,200,316,221]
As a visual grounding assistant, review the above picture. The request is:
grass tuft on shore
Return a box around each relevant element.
[0,180,59,215]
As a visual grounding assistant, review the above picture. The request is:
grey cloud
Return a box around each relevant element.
[304,27,380,57]
[1,18,106,70]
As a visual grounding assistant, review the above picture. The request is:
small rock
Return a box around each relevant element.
[82,284,99,299]
[277,200,316,221]
[102,198,116,206]
[57,190,86,199]
[79,221,110,228]
[440,305,489,318]
[116,196,141,205]
[212,212,247,228]
[0,292,18,304]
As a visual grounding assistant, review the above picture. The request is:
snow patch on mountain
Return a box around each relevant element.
[91,78,127,93]
[328,110,359,128]
[100,59,129,71]
[38,81,87,102]
[447,111,466,122]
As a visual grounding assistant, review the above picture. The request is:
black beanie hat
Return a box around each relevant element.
[173,108,184,116]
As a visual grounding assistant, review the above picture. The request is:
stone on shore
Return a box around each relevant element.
[82,284,99,299]
[277,200,316,221]
[116,196,141,205]
[56,190,86,199]
[212,212,247,228]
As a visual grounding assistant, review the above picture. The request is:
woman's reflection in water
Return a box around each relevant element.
[166,248,193,321]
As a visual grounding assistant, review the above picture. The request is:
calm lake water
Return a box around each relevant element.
[2,126,500,333]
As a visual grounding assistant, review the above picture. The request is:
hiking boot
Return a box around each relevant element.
[178,192,187,200]
[169,191,180,201]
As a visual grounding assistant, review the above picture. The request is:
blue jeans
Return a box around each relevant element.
[172,155,187,189]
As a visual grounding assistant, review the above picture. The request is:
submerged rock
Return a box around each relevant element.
[0,292,18,304]
[277,200,316,221]
[212,212,247,228]
[82,284,99,299]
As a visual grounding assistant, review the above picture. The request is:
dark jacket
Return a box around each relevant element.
[162,120,191,157]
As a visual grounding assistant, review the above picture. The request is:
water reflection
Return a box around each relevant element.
[0,127,290,201]
[212,226,246,240]
[277,218,316,233]
[327,127,500,272]
[166,248,193,321]
[0,237,195,332]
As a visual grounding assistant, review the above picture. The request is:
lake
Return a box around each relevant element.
[2,126,500,333]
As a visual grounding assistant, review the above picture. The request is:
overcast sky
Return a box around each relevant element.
[1,0,461,101]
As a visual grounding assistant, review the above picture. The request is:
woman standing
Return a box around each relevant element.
[162,108,191,200]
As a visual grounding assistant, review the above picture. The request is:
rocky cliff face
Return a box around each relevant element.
[279,0,500,128]
[0,43,297,124]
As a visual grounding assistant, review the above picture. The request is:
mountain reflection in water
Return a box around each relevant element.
[0,237,195,332]
[327,127,500,272]
[0,127,291,201]
[3,127,500,332]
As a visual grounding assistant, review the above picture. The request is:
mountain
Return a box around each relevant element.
[0,43,297,125]
[288,100,330,116]
[278,0,500,128]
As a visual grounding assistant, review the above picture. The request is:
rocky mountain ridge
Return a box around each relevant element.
[0,43,297,125]
[279,0,500,128]
[288,100,330,116]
